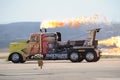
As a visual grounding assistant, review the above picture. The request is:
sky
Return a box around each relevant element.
[0,0,120,24]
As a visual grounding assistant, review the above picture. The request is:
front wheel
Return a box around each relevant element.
[20,59,26,63]
[10,53,26,63]
[11,53,21,63]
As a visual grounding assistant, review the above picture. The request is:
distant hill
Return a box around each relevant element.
[0,22,40,39]
[0,22,40,48]
[0,22,120,48]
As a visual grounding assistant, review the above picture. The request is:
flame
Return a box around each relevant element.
[99,36,120,55]
[40,20,65,29]
[40,14,110,29]
[99,36,120,47]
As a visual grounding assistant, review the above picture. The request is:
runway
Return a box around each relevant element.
[0,59,120,80]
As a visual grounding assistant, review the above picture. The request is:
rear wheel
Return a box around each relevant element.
[69,52,83,62]
[85,51,97,62]
[78,53,84,62]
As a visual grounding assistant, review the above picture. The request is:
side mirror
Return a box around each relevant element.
[27,40,30,43]
[96,28,101,32]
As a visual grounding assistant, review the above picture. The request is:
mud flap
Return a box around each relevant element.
[95,49,101,57]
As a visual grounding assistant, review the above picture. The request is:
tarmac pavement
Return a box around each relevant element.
[0,59,120,80]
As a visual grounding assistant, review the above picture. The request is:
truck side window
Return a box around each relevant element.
[31,36,38,42]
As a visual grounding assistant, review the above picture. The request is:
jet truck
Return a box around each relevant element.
[8,28,101,63]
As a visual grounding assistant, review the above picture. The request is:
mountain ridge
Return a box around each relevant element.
[0,22,120,48]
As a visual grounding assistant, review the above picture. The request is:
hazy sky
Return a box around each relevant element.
[0,0,120,24]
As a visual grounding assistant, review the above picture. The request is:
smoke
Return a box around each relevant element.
[40,14,110,29]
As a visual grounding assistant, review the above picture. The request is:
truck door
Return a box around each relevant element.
[41,33,57,54]
[28,34,40,55]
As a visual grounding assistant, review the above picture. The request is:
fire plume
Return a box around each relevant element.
[40,14,109,29]
[99,36,120,47]
[99,36,120,55]
[40,21,65,29]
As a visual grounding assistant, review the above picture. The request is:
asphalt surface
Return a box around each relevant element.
[0,59,120,80]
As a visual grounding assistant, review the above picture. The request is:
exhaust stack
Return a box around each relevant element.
[40,28,47,33]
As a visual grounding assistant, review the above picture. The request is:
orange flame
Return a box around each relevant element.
[40,14,110,29]
[40,20,65,29]
[99,36,120,55]
[99,36,120,48]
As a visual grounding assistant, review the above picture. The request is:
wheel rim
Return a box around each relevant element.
[12,53,20,62]
[86,52,94,61]
[70,53,78,61]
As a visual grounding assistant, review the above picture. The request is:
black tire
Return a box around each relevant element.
[20,58,26,63]
[10,53,26,63]
[11,53,21,63]
[69,52,83,62]
[85,51,97,62]
[78,53,84,62]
